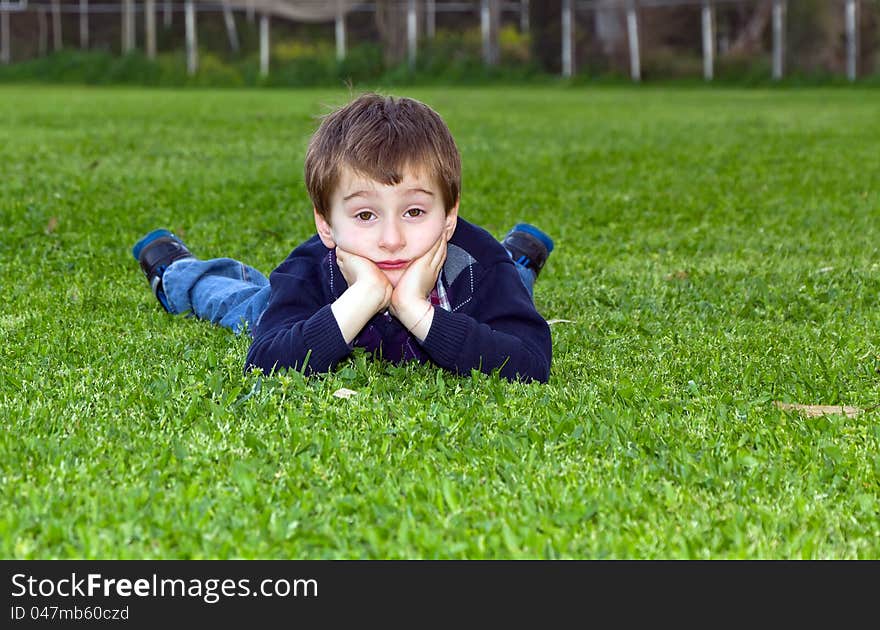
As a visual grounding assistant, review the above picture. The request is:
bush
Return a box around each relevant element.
[191,53,245,87]
[0,50,113,84]
[713,54,774,86]
[409,27,542,84]
[336,44,386,85]
[1,32,877,88]
[104,52,163,85]
[641,48,703,81]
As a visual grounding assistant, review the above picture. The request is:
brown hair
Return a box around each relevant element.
[305,93,461,219]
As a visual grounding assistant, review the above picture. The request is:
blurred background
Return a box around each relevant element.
[0,0,877,85]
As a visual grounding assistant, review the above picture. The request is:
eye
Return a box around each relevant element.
[355,210,375,222]
[404,207,425,218]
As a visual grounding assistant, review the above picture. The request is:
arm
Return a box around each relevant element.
[246,246,392,376]
[389,235,447,342]
[418,261,552,383]
[245,262,352,375]
[332,247,392,342]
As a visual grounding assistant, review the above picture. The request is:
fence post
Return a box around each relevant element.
[80,0,88,49]
[260,13,269,77]
[520,0,529,34]
[772,0,784,80]
[164,0,171,27]
[627,2,640,81]
[38,8,48,56]
[561,0,573,77]
[481,0,499,66]
[1,8,9,64]
[702,1,713,81]
[426,0,435,39]
[222,1,240,54]
[52,0,62,51]
[335,1,346,61]
[481,0,489,64]
[122,0,135,53]
[186,0,197,75]
[407,0,417,69]
[146,0,157,59]
[845,0,858,81]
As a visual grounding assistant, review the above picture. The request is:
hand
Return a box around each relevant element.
[389,235,447,335]
[335,246,393,314]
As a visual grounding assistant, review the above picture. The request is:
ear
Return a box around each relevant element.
[444,200,459,241]
[314,207,336,249]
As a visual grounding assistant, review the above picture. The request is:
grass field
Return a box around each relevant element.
[1,85,879,559]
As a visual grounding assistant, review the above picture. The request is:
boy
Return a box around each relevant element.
[133,93,554,382]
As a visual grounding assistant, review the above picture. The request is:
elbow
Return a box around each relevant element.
[245,335,284,375]
[498,355,550,384]
[508,343,551,383]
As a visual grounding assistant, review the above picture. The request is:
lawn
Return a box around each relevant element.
[1,85,879,559]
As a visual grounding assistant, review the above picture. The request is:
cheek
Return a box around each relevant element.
[410,219,447,256]
[411,233,434,254]
[331,229,372,257]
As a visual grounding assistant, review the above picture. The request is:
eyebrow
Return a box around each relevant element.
[343,187,434,201]
[343,190,373,201]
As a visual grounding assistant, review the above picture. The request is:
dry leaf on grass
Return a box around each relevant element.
[664,270,690,281]
[333,387,357,399]
[547,319,575,325]
[45,217,59,234]
[774,401,863,418]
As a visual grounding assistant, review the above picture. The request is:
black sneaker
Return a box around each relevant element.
[502,223,554,276]
[132,229,194,312]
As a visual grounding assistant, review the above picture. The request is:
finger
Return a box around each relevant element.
[431,236,447,269]
[334,248,359,286]
[429,233,445,256]
[341,248,374,268]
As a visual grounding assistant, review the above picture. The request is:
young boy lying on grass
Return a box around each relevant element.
[132,93,554,382]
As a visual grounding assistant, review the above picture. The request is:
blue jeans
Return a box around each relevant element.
[163,258,272,334]
[163,253,536,335]
[514,260,536,296]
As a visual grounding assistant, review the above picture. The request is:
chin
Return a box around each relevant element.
[383,271,403,288]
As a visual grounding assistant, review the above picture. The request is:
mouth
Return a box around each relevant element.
[376,260,409,270]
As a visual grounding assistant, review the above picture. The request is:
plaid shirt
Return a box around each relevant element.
[351,278,452,364]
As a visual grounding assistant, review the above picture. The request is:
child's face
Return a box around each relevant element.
[315,166,458,288]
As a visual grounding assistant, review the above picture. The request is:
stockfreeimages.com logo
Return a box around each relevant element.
[11,573,318,605]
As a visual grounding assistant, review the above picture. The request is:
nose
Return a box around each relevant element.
[378,218,405,252]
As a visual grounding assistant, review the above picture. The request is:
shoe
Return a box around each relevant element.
[502,223,554,276]
[132,228,194,312]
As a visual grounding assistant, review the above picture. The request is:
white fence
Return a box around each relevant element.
[0,0,871,81]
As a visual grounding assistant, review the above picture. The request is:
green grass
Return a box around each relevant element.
[1,85,879,559]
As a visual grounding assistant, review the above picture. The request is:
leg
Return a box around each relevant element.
[163,257,271,335]
[512,262,537,298]
[501,223,554,299]
[133,229,270,335]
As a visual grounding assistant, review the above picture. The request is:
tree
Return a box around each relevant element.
[375,0,420,67]
[726,0,773,57]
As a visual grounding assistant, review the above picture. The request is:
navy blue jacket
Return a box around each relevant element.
[245,218,551,382]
